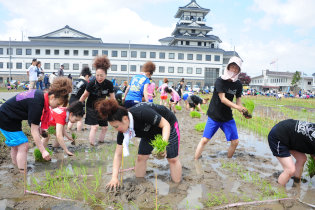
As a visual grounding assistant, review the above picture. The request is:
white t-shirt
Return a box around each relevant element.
[28,65,38,82]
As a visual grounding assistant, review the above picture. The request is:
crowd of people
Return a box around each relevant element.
[0,55,314,191]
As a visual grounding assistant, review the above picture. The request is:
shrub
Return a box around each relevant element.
[150,134,169,156]
[195,122,206,132]
[190,111,201,118]
[175,105,182,111]
[306,155,315,178]
[34,148,53,162]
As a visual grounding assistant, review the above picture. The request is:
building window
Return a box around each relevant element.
[196,54,202,61]
[92,50,98,56]
[140,51,146,58]
[73,63,79,70]
[7,62,13,69]
[0,48,3,55]
[45,49,51,55]
[168,67,174,73]
[180,41,183,45]
[16,48,22,55]
[308,81,312,85]
[187,54,193,60]
[82,64,89,68]
[150,52,156,59]
[214,55,220,61]
[206,55,211,61]
[54,63,60,70]
[121,65,127,71]
[25,63,31,69]
[0,62,3,68]
[7,48,13,55]
[121,51,127,57]
[198,42,202,46]
[159,66,165,73]
[159,52,165,59]
[131,51,137,58]
[196,68,202,74]
[102,50,108,56]
[186,41,190,45]
[54,50,59,55]
[187,67,193,74]
[44,63,50,69]
[73,50,78,56]
[204,42,207,46]
[64,50,70,56]
[111,65,117,71]
[130,65,137,72]
[211,44,215,48]
[169,53,175,59]
[16,63,22,69]
[84,50,89,56]
[177,67,183,73]
[112,50,118,57]
[178,53,184,60]
[35,49,40,55]
[26,49,32,55]
[63,63,69,70]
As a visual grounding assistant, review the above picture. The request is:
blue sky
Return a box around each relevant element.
[0,0,314,77]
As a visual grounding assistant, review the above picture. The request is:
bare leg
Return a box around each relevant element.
[135,154,150,177]
[16,142,29,173]
[290,150,307,180]
[98,126,108,142]
[227,139,239,158]
[168,156,182,183]
[194,137,210,160]
[277,156,296,186]
[10,146,18,166]
[89,125,99,146]
[67,121,73,131]
[77,119,84,131]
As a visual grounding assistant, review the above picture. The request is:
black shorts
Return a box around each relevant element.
[138,122,180,159]
[268,127,290,157]
[85,106,108,126]
[170,98,178,104]
[189,103,195,108]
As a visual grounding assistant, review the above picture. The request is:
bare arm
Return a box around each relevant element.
[107,144,123,189]
[123,85,130,100]
[143,84,149,102]
[31,124,51,160]
[218,92,243,112]
[109,92,115,100]
[56,124,73,156]
[79,90,90,102]
[158,117,171,143]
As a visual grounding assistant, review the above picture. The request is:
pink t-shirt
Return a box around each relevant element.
[159,83,168,96]
[147,82,155,100]
[170,88,180,102]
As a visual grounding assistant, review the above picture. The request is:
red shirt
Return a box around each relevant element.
[48,107,68,127]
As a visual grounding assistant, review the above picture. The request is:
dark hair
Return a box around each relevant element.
[48,77,72,105]
[32,58,37,62]
[95,99,128,122]
[93,55,111,74]
[36,61,41,66]
[164,86,172,93]
[163,78,169,83]
[81,67,92,77]
[68,101,85,117]
[142,61,156,75]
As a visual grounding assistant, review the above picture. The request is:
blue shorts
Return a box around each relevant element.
[203,117,238,141]
[148,99,154,103]
[0,128,29,147]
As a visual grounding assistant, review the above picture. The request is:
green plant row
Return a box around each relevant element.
[175,105,182,110]
[190,111,201,118]
[306,155,315,178]
[34,148,53,162]
[195,122,206,132]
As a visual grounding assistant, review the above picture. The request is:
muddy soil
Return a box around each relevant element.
[0,108,315,209]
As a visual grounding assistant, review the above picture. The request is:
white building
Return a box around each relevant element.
[0,0,239,87]
[250,69,314,92]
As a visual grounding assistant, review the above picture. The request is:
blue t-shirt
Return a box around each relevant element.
[125,74,150,102]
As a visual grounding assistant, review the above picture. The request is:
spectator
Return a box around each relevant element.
[49,72,57,84]
[27,58,38,90]
[58,64,64,77]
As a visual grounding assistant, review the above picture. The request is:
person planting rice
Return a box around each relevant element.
[194,56,247,159]
[41,101,85,156]
[96,99,182,189]
[268,119,315,186]
[79,56,115,146]
[0,77,72,173]
[164,86,180,113]
[184,94,209,112]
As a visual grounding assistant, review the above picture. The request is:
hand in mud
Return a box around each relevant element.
[106,178,120,191]
[66,150,74,156]
[42,150,51,161]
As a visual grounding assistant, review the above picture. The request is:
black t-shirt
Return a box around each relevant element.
[71,78,88,100]
[175,83,182,96]
[117,103,177,145]
[86,78,114,108]
[0,90,44,131]
[190,95,203,105]
[207,77,242,122]
[273,119,315,155]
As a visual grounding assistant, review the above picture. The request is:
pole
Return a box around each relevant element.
[127,40,131,83]
[9,37,12,83]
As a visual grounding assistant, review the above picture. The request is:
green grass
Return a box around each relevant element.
[190,111,201,118]
[306,156,315,178]
[34,148,53,162]
[150,134,169,154]
[175,105,182,110]
[195,122,206,132]
[0,132,5,144]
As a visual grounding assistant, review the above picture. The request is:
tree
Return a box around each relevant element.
[291,71,301,95]
[238,72,251,85]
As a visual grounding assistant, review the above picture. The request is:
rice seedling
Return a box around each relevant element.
[206,192,228,207]
[190,111,201,118]
[71,132,77,145]
[149,134,169,159]
[175,105,182,110]
[243,100,255,114]
[306,155,315,178]
[195,122,206,132]
[47,126,56,135]
[34,148,53,162]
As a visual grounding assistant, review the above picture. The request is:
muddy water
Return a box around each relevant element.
[0,109,315,209]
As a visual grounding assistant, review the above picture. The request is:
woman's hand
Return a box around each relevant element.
[106,178,120,191]
[65,150,74,156]
[41,150,51,161]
